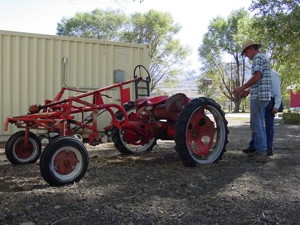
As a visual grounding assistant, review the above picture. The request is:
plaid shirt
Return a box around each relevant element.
[250,53,272,101]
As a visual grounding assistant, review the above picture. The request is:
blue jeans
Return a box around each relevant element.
[249,99,269,155]
[249,99,275,151]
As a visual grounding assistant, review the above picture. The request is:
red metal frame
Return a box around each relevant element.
[4,77,143,145]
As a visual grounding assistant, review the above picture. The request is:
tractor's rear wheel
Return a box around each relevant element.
[112,101,156,154]
[40,136,89,186]
[5,131,41,165]
[175,97,228,167]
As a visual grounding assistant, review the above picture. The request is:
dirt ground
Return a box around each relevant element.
[0,116,300,225]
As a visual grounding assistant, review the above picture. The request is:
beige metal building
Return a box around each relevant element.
[0,30,151,141]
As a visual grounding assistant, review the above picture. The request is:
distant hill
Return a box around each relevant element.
[153,76,202,97]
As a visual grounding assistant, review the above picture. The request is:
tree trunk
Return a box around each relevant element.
[233,99,242,113]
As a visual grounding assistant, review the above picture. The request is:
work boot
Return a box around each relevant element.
[266,150,273,156]
[248,153,270,163]
[242,147,256,154]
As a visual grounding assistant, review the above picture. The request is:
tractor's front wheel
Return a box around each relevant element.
[5,131,41,165]
[40,136,89,186]
[112,101,156,154]
[175,97,228,167]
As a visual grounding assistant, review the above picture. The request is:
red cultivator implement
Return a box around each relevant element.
[4,65,228,186]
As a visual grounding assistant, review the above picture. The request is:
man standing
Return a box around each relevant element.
[243,70,282,156]
[233,40,272,161]
[265,70,282,155]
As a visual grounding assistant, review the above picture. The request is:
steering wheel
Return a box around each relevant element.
[133,65,151,83]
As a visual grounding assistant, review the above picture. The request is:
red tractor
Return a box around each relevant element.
[4,65,228,186]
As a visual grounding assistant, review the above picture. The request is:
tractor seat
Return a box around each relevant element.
[135,95,169,109]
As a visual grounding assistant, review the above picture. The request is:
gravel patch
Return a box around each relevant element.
[0,117,299,224]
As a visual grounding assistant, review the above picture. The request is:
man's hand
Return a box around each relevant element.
[232,71,261,96]
[232,87,244,96]
[272,108,279,114]
[239,90,250,98]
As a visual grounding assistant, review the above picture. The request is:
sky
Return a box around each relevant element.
[0,0,252,72]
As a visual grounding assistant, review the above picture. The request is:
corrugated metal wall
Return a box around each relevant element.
[0,30,151,141]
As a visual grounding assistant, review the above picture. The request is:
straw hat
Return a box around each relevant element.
[241,40,261,55]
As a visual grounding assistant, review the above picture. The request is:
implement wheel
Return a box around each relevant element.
[5,131,41,165]
[40,136,89,186]
[175,97,228,167]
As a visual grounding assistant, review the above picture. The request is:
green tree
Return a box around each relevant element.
[57,9,127,41]
[198,9,252,112]
[121,10,190,91]
[57,9,189,91]
[250,0,300,92]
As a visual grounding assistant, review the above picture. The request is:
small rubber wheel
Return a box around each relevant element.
[5,131,41,165]
[40,136,89,186]
[39,134,50,146]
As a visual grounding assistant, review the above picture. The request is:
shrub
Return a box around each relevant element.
[283,112,300,124]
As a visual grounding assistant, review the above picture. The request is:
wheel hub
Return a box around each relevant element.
[15,140,34,159]
[187,112,215,156]
[54,150,78,175]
